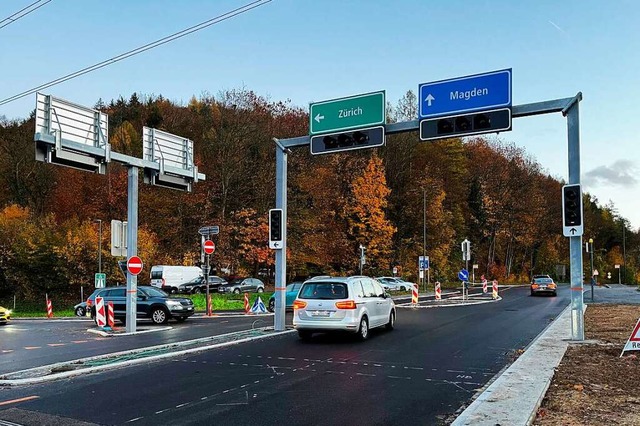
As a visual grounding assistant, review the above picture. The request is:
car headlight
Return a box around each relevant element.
[166,300,183,308]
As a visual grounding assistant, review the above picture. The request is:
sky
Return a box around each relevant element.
[1,0,638,231]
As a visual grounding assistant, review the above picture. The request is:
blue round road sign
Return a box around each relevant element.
[458,269,469,281]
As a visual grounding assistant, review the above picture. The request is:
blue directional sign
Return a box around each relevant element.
[419,256,429,271]
[458,269,469,282]
[419,69,512,119]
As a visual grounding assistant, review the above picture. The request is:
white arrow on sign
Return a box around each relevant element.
[425,94,435,107]
[314,113,325,123]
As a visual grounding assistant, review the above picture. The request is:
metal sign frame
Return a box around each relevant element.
[274,92,585,342]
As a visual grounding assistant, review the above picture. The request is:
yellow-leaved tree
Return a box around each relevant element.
[345,154,396,273]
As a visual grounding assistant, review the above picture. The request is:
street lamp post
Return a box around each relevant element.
[359,244,365,275]
[423,188,427,292]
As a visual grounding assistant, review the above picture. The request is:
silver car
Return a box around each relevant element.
[376,277,415,291]
[293,276,396,341]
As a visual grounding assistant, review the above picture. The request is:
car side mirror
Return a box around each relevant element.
[138,295,147,300]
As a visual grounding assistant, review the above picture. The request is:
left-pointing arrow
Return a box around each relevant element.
[314,113,325,123]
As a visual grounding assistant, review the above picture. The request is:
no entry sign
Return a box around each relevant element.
[203,240,215,255]
[127,255,143,275]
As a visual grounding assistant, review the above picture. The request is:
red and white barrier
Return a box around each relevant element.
[435,282,441,300]
[207,294,212,316]
[95,296,106,327]
[482,279,488,294]
[411,284,419,305]
[46,297,53,318]
[107,301,115,328]
[492,280,499,299]
[244,293,250,313]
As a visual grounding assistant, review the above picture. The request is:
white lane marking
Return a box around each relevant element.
[155,409,169,414]
[125,417,143,423]
[175,403,189,408]
[356,372,376,377]
[388,375,411,380]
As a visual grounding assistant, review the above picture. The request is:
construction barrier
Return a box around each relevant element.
[46,297,53,318]
[482,279,488,294]
[95,297,106,327]
[435,282,441,300]
[107,302,115,328]
[411,284,419,305]
[207,294,212,316]
[244,293,250,313]
[492,280,499,299]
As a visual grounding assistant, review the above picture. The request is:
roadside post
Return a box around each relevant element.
[198,226,219,318]
[472,264,478,285]
[435,281,441,300]
[615,264,621,284]
[458,269,469,301]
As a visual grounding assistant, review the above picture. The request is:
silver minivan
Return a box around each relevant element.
[293,276,396,341]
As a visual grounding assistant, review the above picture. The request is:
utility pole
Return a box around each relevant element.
[588,238,594,301]
[94,219,102,273]
[423,188,427,292]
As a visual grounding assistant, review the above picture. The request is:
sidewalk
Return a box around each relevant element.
[452,284,640,425]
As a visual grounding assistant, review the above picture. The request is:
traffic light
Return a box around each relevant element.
[269,209,283,249]
[562,184,583,237]
[419,108,511,141]
[310,126,385,155]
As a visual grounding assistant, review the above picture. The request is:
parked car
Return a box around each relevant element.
[89,285,194,324]
[150,265,203,294]
[218,278,265,294]
[293,275,396,341]
[376,277,415,291]
[267,282,303,312]
[74,302,87,317]
[0,306,11,325]
[530,277,557,296]
[178,275,228,294]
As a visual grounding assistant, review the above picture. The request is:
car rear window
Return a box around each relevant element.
[299,282,348,300]
[534,278,553,284]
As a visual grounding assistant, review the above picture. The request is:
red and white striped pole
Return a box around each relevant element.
[492,280,499,299]
[107,302,115,328]
[244,293,250,313]
[45,294,53,318]
[207,293,212,316]
[435,282,441,300]
[411,284,419,306]
[482,279,488,294]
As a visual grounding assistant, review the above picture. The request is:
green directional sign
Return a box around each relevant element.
[95,273,106,288]
[310,91,385,135]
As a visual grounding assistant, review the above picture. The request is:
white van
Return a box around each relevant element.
[150,265,203,294]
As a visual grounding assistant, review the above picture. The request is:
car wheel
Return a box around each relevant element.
[175,317,187,323]
[194,287,202,294]
[257,287,264,293]
[357,316,369,341]
[385,311,395,331]
[233,288,241,294]
[75,306,85,317]
[151,307,169,324]
[298,330,312,341]
[268,299,275,312]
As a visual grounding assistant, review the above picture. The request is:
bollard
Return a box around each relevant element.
[492,280,499,299]
[46,295,53,318]
[244,293,250,313]
[482,279,488,294]
[207,293,212,316]
[95,297,106,327]
[107,302,115,328]
[435,282,441,300]
[411,284,419,306]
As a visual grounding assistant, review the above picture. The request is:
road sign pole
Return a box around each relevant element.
[125,166,138,334]
[565,94,584,341]
[274,140,287,332]
[205,253,211,316]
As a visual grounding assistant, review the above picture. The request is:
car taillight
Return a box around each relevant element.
[293,300,307,310]
[335,300,357,309]
[531,284,539,289]
[549,283,557,288]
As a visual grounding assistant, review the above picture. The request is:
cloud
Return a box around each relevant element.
[583,160,638,188]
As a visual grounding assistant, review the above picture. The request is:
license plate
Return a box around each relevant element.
[311,311,330,317]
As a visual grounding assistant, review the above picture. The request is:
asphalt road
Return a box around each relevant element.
[0,285,570,425]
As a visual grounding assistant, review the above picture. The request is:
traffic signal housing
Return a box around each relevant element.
[310,126,385,155]
[420,108,511,141]
[562,184,583,237]
[269,209,283,249]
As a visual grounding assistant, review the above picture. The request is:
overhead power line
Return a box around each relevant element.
[0,0,272,106]
[0,0,52,30]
